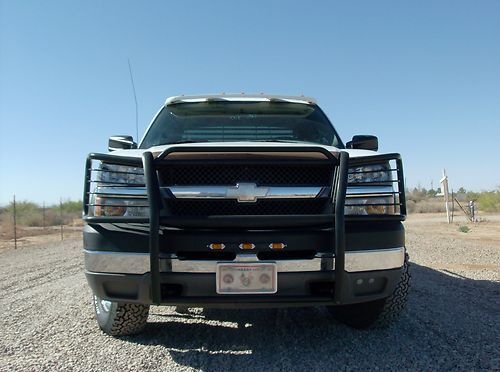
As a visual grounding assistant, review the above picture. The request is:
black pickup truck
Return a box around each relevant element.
[83,94,410,336]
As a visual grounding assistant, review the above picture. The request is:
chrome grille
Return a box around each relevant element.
[158,161,333,216]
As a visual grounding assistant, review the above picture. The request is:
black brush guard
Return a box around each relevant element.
[83,146,405,305]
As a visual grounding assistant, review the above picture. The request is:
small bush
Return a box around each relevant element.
[406,200,417,214]
[458,225,470,233]
[413,200,445,213]
[2,201,41,226]
[60,200,82,214]
[476,189,500,212]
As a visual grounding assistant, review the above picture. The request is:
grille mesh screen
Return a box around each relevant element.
[159,163,333,186]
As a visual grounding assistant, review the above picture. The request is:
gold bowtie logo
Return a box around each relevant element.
[225,183,269,203]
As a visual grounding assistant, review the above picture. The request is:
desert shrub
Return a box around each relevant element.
[406,200,416,213]
[413,199,446,213]
[59,200,82,214]
[406,187,428,203]
[0,218,14,239]
[465,191,480,202]
[0,200,82,228]
[23,214,44,227]
[1,201,40,226]
[476,189,500,212]
[405,186,500,214]
[458,225,470,233]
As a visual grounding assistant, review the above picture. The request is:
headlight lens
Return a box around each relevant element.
[88,162,148,217]
[345,162,399,215]
[347,163,391,184]
[345,195,396,215]
[98,163,145,185]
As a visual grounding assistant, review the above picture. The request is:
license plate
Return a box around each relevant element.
[216,263,277,294]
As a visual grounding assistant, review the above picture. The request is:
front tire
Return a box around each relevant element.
[328,253,411,329]
[93,294,150,336]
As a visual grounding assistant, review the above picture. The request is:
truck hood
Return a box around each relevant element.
[108,142,381,159]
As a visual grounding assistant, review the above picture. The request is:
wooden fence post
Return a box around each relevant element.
[13,195,17,249]
[60,198,63,241]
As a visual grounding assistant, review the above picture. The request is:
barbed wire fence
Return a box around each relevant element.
[4,196,81,249]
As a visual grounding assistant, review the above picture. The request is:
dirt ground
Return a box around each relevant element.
[0,226,81,250]
[406,213,500,275]
[407,212,500,244]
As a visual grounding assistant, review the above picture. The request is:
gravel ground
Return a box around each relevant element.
[1,218,499,371]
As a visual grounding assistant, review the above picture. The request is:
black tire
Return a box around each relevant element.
[328,253,411,329]
[93,294,150,336]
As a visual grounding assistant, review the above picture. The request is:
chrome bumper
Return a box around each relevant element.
[84,247,405,274]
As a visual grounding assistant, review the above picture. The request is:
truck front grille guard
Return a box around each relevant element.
[345,153,407,220]
[83,147,350,304]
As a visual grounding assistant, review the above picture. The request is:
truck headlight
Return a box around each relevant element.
[345,162,399,215]
[347,163,391,184]
[98,163,145,185]
[88,162,149,217]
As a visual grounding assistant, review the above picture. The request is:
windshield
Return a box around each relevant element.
[140,101,343,148]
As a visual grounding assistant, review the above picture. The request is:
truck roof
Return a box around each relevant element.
[165,93,317,106]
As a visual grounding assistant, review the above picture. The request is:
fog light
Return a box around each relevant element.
[269,243,286,250]
[208,243,225,250]
[239,243,255,250]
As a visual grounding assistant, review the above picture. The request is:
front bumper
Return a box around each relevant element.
[84,248,405,274]
[83,225,406,307]
[84,241,405,307]
[85,266,404,307]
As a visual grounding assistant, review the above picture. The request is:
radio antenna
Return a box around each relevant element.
[127,58,139,142]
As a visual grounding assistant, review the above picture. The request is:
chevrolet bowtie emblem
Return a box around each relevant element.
[226,183,269,203]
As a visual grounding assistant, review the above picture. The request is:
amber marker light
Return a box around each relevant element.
[239,243,255,250]
[103,205,127,217]
[208,243,225,250]
[269,243,286,250]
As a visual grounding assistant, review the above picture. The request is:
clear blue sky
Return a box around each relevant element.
[1,0,499,205]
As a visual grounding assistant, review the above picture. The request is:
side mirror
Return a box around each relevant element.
[108,135,137,151]
[346,135,378,151]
